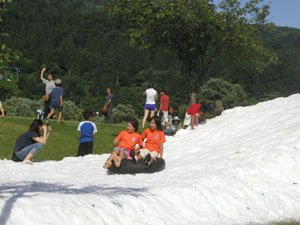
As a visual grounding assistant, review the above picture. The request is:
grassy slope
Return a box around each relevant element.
[0,116,128,160]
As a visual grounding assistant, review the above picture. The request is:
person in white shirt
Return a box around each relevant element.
[142,83,157,128]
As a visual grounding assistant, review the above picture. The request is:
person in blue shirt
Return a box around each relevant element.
[104,88,113,123]
[47,79,63,124]
[77,111,97,157]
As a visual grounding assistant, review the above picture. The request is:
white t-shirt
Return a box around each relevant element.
[145,88,157,104]
[0,101,2,107]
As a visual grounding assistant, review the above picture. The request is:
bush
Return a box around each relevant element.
[4,96,43,117]
[3,97,81,121]
[178,104,189,120]
[197,78,248,110]
[62,100,81,121]
[111,104,136,123]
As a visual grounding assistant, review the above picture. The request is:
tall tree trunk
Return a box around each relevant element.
[189,92,196,105]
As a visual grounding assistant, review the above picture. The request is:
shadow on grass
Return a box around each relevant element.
[0,181,148,225]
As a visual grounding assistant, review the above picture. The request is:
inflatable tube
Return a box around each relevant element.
[107,158,166,174]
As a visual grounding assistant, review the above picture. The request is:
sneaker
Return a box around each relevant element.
[103,161,112,169]
[144,154,151,168]
[22,160,33,165]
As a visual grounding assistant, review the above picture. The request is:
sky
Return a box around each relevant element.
[268,0,300,28]
[214,0,300,29]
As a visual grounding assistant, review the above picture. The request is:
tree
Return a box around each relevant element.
[0,0,19,69]
[109,0,277,104]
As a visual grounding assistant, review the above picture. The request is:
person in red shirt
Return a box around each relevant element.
[103,118,143,168]
[182,103,208,130]
[159,90,170,128]
[136,116,166,167]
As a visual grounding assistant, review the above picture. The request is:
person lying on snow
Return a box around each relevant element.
[12,119,51,165]
[182,103,208,130]
[103,118,142,169]
[135,116,166,168]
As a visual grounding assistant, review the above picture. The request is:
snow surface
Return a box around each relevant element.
[1,95,300,225]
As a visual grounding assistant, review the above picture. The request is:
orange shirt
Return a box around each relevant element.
[116,131,143,150]
[141,128,166,153]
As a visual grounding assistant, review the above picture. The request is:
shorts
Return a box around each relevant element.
[183,113,192,126]
[145,104,156,111]
[77,141,93,157]
[113,147,129,158]
[139,149,159,159]
[50,102,63,112]
[162,111,168,123]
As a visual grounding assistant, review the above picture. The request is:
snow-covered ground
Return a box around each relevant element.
[1,95,300,225]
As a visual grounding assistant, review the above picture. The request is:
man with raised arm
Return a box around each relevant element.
[40,68,55,119]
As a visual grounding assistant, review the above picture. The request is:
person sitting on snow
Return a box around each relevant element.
[182,103,208,130]
[135,116,166,168]
[103,118,143,168]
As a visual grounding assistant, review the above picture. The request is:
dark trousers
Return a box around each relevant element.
[44,99,51,118]
[105,105,113,123]
[77,142,93,157]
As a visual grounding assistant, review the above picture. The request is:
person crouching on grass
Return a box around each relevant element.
[103,118,142,169]
[77,111,97,157]
[12,119,51,165]
[136,116,166,168]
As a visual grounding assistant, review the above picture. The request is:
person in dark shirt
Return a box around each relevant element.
[47,79,63,124]
[104,88,113,123]
[12,119,51,164]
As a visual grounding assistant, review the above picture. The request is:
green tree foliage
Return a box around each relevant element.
[0,0,20,68]
[197,78,248,109]
[109,0,277,103]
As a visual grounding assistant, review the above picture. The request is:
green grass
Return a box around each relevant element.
[0,116,131,160]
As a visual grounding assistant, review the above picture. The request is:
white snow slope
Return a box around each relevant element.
[1,95,300,225]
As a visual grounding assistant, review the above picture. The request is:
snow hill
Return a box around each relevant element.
[1,94,300,225]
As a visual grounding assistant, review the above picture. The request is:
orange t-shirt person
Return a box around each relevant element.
[141,128,166,154]
[116,131,143,150]
[103,118,142,169]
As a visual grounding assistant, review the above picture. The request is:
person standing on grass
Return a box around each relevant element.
[77,111,97,157]
[40,68,55,118]
[142,83,157,128]
[47,79,63,124]
[0,100,4,117]
[104,88,113,123]
[159,90,169,128]
[12,119,51,165]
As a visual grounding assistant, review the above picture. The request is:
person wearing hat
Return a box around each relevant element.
[47,79,63,124]
[169,116,181,136]
[40,68,56,118]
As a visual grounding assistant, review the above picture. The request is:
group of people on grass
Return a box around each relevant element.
[11,78,224,167]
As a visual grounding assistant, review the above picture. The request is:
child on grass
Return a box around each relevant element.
[103,118,142,168]
[136,116,166,167]
[77,111,97,157]
[47,79,63,124]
